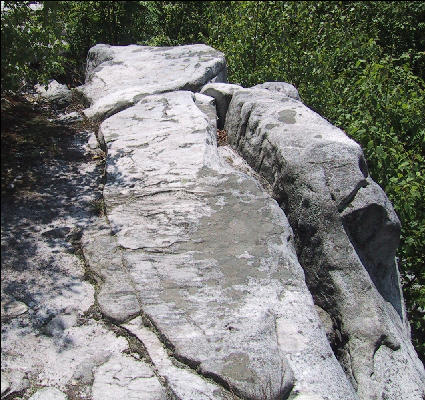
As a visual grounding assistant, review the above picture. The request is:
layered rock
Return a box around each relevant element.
[86,89,357,399]
[2,43,423,400]
[77,43,227,120]
[219,86,425,399]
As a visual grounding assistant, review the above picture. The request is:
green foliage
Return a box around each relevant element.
[1,1,67,91]
[1,0,424,360]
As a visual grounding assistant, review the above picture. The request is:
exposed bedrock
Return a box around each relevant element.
[9,42,420,399]
[76,43,227,121]
[222,87,425,399]
[84,90,359,399]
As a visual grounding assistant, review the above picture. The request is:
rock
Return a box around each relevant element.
[44,313,78,337]
[87,131,100,150]
[28,387,68,400]
[4,42,422,400]
[35,80,72,108]
[1,298,28,319]
[200,83,243,128]
[92,354,167,400]
[123,317,230,399]
[224,88,425,399]
[91,90,358,400]
[251,81,301,100]
[57,111,82,124]
[0,118,128,400]
[1,374,10,396]
[77,43,227,120]
[81,220,141,323]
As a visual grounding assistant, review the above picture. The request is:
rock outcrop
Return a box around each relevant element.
[218,85,424,399]
[79,43,227,121]
[2,44,424,400]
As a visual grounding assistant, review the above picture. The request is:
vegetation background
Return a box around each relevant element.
[2,1,424,362]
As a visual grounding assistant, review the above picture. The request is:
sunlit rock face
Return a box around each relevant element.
[78,43,227,120]
[223,85,425,400]
[2,44,423,400]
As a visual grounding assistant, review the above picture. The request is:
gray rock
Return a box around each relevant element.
[123,317,231,399]
[44,313,78,337]
[91,90,358,400]
[200,83,243,128]
[224,88,425,399]
[1,297,28,319]
[0,127,129,398]
[28,387,67,400]
[35,80,72,108]
[92,354,167,400]
[87,131,100,150]
[78,43,227,120]
[81,220,141,323]
[1,374,10,396]
[57,111,82,124]
[251,81,301,100]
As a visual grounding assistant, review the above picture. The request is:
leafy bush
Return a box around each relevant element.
[1,1,67,91]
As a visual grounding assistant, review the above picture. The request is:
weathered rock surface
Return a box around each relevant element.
[201,83,243,129]
[224,87,425,399]
[251,82,301,101]
[88,89,357,399]
[78,43,227,120]
[28,387,68,400]
[35,80,72,108]
[2,43,423,400]
[0,114,160,399]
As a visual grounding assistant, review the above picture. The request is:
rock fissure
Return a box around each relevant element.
[336,179,369,213]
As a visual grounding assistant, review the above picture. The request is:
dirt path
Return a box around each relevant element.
[1,95,135,399]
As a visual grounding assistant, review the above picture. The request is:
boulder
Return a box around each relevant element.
[224,88,425,400]
[35,80,72,108]
[251,81,301,100]
[77,43,227,120]
[85,90,358,399]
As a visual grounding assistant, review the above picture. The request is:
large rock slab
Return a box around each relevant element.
[78,43,227,120]
[87,90,359,399]
[224,87,425,399]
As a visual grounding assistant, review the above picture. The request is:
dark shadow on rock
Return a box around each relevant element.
[342,203,403,318]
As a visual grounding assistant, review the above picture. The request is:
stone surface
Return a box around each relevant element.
[3,43,423,400]
[78,43,227,120]
[28,387,68,400]
[123,317,230,399]
[88,89,358,400]
[57,111,83,124]
[35,80,72,108]
[200,83,242,128]
[251,81,301,100]
[1,298,29,319]
[0,121,135,399]
[92,354,167,400]
[224,88,425,400]
[81,220,141,323]
[1,374,10,396]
